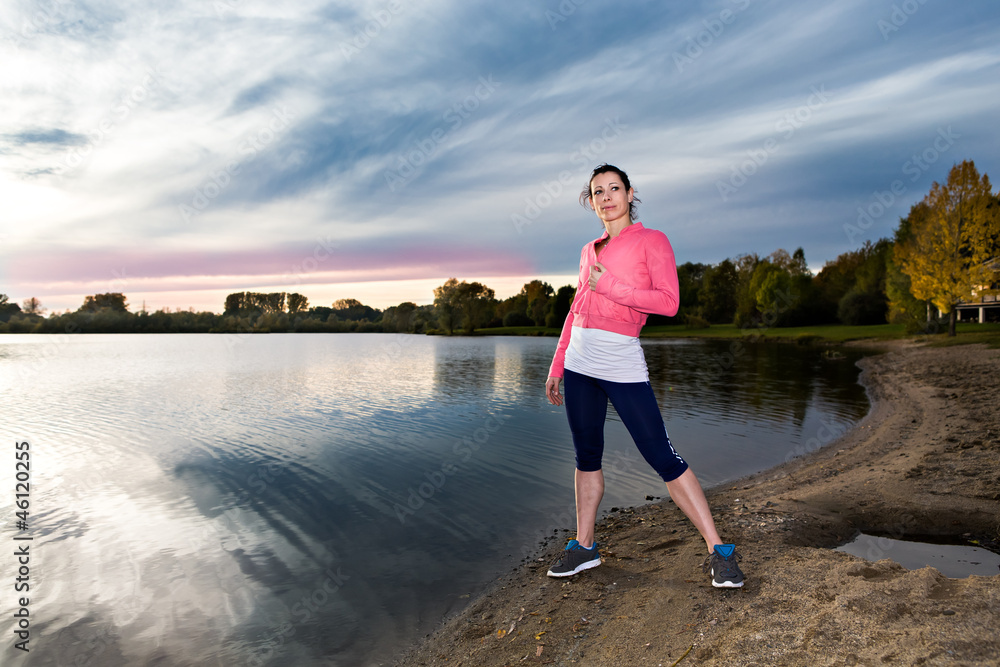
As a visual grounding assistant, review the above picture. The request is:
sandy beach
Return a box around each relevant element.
[392,341,1000,666]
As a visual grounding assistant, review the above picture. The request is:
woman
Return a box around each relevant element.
[544,164,744,588]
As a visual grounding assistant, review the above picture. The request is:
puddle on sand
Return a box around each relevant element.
[836,533,1000,578]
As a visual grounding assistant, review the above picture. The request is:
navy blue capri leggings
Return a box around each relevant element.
[563,368,689,483]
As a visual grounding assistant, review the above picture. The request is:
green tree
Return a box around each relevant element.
[815,249,866,321]
[896,160,1000,335]
[433,279,495,334]
[307,306,334,322]
[887,203,932,329]
[433,278,461,334]
[751,263,793,322]
[790,247,809,276]
[80,293,128,312]
[699,259,739,323]
[495,292,526,326]
[733,253,762,327]
[21,297,43,315]
[495,280,553,327]
[735,250,817,328]
[224,292,288,315]
[454,281,496,333]
[264,292,286,313]
[678,261,708,316]
[521,280,554,326]
[648,261,707,325]
[382,302,417,332]
[412,304,437,334]
[752,248,816,326]
[813,241,890,324]
[768,248,809,276]
[287,293,309,314]
[0,294,22,322]
[545,284,576,328]
[832,240,891,325]
[502,308,533,327]
[224,292,244,315]
[332,298,379,321]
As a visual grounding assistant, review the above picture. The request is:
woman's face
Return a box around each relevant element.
[589,171,633,227]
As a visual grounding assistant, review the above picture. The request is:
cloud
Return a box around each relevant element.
[9,239,536,293]
[2,0,1000,311]
[3,128,88,146]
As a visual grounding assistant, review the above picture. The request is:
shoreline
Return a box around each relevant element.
[392,341,1000,666]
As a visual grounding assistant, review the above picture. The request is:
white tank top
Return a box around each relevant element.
[563,325,649,383]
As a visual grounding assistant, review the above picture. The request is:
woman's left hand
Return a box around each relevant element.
[588,262,606,291]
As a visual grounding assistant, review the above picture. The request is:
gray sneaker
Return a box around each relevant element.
[547,540,601,577]
[704,544,744,588]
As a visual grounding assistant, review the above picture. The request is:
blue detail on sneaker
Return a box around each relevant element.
[705,543,745,588]
[547,539,602,578]
[714,544,735,558]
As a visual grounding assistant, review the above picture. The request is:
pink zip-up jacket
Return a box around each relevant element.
[548,222,680,378]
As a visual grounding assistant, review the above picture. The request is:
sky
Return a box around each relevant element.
[2,0,999,314]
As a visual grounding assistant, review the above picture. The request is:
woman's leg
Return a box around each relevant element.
[574,469,604,548]
[664,468,722,553]
[563,370,608,548]
[607,380,723,553]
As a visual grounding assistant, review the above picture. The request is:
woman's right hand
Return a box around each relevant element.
[545,376,563,406]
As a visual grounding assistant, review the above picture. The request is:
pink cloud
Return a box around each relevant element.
[11,242,536,286]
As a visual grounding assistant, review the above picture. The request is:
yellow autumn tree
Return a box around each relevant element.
[896,160,1000,335]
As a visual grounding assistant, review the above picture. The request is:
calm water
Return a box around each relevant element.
[0,333,870,666]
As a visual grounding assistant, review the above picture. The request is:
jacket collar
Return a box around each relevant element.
[594,221,645,243]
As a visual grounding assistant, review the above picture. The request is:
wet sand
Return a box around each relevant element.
[392,341,1000,666]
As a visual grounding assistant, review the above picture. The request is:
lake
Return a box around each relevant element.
[0,333,870,666]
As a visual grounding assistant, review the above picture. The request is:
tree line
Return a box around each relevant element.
[3,161,997,336]
[0,283,567,335]
[652,160,998,336]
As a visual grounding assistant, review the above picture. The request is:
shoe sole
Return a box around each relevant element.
[710,568,744,588]
[546,557,602,578]
[709,568,743,588]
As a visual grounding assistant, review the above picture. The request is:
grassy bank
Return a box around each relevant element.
[475,322,1000,347]
[641,322,906,342]
[473,325,560,336]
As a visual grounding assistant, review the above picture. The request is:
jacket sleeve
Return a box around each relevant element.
[547,308,575,379]
[548,251,589,378]
[594,231,680,317]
